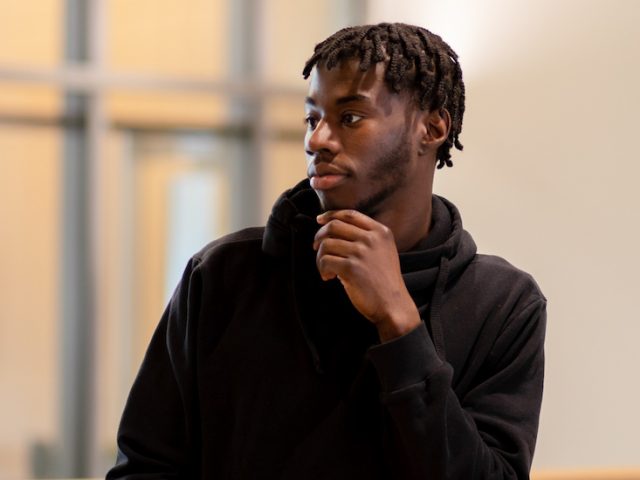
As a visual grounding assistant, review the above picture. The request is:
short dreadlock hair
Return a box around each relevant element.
[302,23,465,169]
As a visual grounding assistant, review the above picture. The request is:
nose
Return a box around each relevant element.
[305,119,338,158]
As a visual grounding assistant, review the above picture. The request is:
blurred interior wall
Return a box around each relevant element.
[368,0,640,470]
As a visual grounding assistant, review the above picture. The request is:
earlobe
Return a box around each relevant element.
[417,138,428,156]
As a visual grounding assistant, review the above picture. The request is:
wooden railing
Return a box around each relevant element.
[532,469,640,480]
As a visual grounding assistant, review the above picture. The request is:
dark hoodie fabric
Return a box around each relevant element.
[107,179,546,480]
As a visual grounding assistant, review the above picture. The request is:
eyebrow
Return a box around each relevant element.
[336,94,370,105]
[304,94,371,107]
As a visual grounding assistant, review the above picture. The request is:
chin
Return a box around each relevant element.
[314,192,353,212]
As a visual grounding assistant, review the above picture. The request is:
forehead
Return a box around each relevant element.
[306,60,394,105]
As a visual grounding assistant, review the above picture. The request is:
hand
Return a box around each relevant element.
[313,210,421,341]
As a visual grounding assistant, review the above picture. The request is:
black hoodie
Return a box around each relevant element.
[107,180,546,479]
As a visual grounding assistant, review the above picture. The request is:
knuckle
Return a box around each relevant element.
[363,231,375,247]
[342,258,355,275]
[322,238,335,253]
[316,254,328,270]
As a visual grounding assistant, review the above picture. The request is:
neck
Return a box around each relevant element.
[377,198,432,253]
[377,155,436,252]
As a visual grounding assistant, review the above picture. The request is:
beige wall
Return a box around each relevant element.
[368,0,640,470]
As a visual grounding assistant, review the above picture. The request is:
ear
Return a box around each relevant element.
[418,108,451,155]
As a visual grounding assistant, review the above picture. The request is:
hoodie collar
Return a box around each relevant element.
[400,195,476,292]
[262,179,320,257]
[262,179,477,368]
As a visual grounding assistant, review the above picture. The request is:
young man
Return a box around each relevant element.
[108,23,546,479]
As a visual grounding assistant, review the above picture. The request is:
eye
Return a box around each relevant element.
[342,113,363,125]
[304,115,319,130]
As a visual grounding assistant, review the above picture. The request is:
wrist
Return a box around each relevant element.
[376,306,421,343]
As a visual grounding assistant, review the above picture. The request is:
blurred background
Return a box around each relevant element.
[0,0,638,478]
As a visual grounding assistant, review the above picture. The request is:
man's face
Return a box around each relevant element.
[304,60,421,218]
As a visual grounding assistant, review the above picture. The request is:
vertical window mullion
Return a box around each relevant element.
[59,0,102,476]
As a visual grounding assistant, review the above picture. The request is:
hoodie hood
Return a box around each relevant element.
[262,179,477,368]
[263,179,322,257]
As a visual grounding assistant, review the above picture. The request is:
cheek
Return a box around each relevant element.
[346,126,384,154]
[361,125,407,154]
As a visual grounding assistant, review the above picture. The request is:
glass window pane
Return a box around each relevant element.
[0,0,62,68]
[94,129,130,473]
[0,82,61,119]
[262,139,306,222]
[0,125,62,478]
[107,0,230,79]
[106,90,231,128]
[264,95,306,132]
[130,134,247,342]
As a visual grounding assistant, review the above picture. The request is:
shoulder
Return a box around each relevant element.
[471,254,544,299]
[166,227,270,323]
[169,227,269,291]
[450,254,546,370]
[457,254,546,324]
[191,227,265,266]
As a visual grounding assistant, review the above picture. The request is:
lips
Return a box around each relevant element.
[307,164,349,190]
[310,174,347,190]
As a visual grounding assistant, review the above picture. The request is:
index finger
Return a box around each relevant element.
[316,209,379,230]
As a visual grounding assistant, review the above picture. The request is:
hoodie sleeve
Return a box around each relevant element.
[367,294,546,480]
[106,257,203,480]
